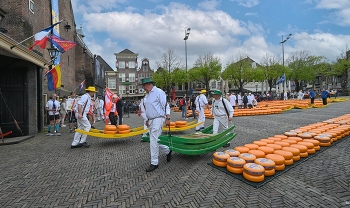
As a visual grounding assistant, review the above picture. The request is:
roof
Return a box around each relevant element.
[118,49,135,54]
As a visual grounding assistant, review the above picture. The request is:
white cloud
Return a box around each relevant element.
[198,0,220,11]
[315,0,350,26]
[230,0,260,8]
[71,0,127,13]
[245,12,257,16]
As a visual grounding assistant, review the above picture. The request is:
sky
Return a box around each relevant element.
[71,0,350,71]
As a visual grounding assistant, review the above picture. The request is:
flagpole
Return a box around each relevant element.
[10,20,64,50]
[72,79,86,93]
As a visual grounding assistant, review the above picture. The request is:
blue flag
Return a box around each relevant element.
[276,74,285,85]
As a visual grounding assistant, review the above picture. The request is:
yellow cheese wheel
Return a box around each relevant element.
[243,163,265,176]
[224,149,240,157]
[305,132,317,137]
[314,135,331,143]
[118,129,131,134]
[104,130,117,134]
[243,171,265,182]
[282,139,298,145]
[213,152,230,162]
[274,135,288,140]
[302,139,320,146]
[299,152,309,158]
[253,141,267,146]
[290,144,308,153]
[169,122,176,126]
[254,158,275,170]
[287,137,303,142]
[175,121,187,125]
[274,164,285,171]
[284,132,298,137]
[227,157,246,168]
[314,145,320,151]
[274,150,293,160]
[257,146,275,154]
[104,125,117,131]
[293,155,300,161]
[285,159,293,166]
[265,154,285,165]
[248,150,266,158]
[234,146,250,153]
[267,137,282,142]
[307,148,316,154]
[244,143,259,150]
[266,144,283,150]
[118,125,130,131]
[297,142,314,149]
[274,141,290,147]
[264,168,275,176]
[260,139,274,144]
[238,153,257,163]
[319,142,331,147]
[226,165,243,174]
[298,133,313,139]
[212,158,227,167]
[282,147,300,156]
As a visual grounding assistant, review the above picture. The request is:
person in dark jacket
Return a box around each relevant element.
[116,95,124,125]
[242,93,248,109]
[321,89,329,105]
[309,89,316,104]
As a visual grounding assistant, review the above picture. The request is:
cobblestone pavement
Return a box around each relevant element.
[0,99,350,207]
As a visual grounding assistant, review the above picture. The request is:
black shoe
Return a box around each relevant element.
[91,126,96,129]
[146,164,158,172]
[200,127,205,130]
[81,142,90,148]
[167,150,172,162]
[71,143,82,149]
[196,129,200,132]
[223,143,230,148]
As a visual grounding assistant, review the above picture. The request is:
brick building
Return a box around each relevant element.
[0,0,103,136]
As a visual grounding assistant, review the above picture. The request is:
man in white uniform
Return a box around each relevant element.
[237,92,243,109]
[45,93,61,136]
[141,78,172,172]
[211,90,234,147]
[229,92,237,109]
[195,89,209,131]
[138,91,148,140]
[247,92,254,108]
[71,86,97,149]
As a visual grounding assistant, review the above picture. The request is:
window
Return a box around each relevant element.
[108,78,116,89]
[119,73,125,82]
[211,81,217,89]
[129,85,136,94]
[129,73,135,82]
[118,61,125,69]
[129,61,135,68]
[119,85,126,95]
[29,0,34,13]
[143,65,148,72]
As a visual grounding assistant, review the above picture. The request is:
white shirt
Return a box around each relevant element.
[46,99,60,116]
[248,94,254,104]
[229,94,236,106]
[211,97,234,118]
[139,97,147,120]
[75,93,91,116]
[144,86,170,119]
[195,94,208,110]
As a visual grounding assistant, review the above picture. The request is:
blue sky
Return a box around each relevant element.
[71,0,350,71]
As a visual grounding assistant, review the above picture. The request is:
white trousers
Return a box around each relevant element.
[196,108,205,130]
[97,108,104,120]
[213,115,229,134]
[149,117,170,165]
[71,115,91,146]
[142,113,148,137]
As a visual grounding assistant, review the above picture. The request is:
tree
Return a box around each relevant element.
[221,53,257,93]
[188,52,221,95]
[331,47,350,90]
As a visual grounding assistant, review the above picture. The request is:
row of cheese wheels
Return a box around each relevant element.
[104,124,130,134]
[165,121,188,128]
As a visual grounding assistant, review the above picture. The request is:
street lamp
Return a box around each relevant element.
[47,47,60,63]
[255,82,258,93]
[184,28,190,94]
[280,33,292,91]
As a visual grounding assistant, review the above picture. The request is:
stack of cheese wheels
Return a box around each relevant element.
[168,122,176,128]
[243,163,265,182]
[248,149,266,158]
[298,133,313,140]
[298,141,315,154]
[175,121,187,128]
[281,139,298,145]
[273,150,294,166]
[260,139,274,144]
[253,141,267,147]
[238,153,256,163]
[266,143,283,151]
[225,149,240,157]
[212,152,230,167]
[314,134,332,147]
[265,154,285,171]
[118,124,131,134]
[226,157,246,174]
[284,131,298,137]
[303,139,320,151]
[274,134,288,140]
[281,146,301,161]
[321,131,338,142]
[258,146,275,155]
[104,125,117,134]
[274,141,290,148]
[244,143,259,150]
[255,158,276,176]
[267,137,282,143]
[234,146,250,153]
[290,144,308,157]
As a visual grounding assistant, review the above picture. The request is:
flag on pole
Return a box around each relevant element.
[79,80,85,93]
[45,64,62,91]
[48,34,77,53]
[104,87,119,124]
[276,74,285,85]
[29,21,63,50]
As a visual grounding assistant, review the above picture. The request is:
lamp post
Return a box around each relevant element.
[255,82,258,93]
[184,28,190,95]
[47,47,60,64]
[280,34,292,92]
